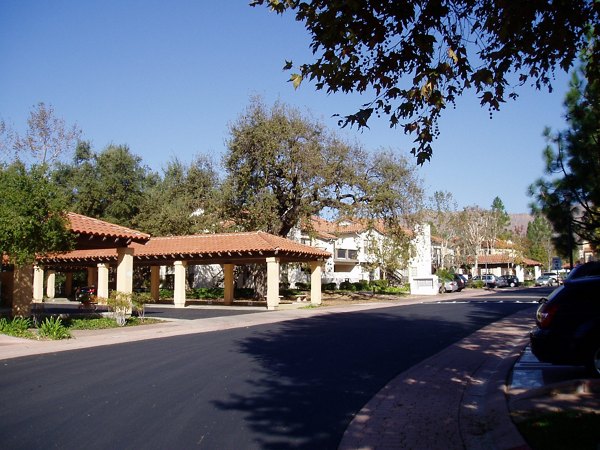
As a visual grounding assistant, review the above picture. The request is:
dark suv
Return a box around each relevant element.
[530,274,600,377]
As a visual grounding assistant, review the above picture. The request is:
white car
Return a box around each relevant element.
[438,279,458,293]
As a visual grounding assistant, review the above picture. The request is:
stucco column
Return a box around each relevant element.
[173,260,187,308]
[12,265,33,316]
[150,266,160,301]
[97,263,110,303]
[33,265,44,302]
[45,270,56,299]
[65,272,73,297]
[310,261,323,306]
[266,257,280,310]
[87,267,98,288]
[223,264,235,306]
[116,247,134,294]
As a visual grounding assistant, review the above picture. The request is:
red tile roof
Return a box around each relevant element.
[40,231,330,265]
[67,212,150,243]
[470,254,542,266]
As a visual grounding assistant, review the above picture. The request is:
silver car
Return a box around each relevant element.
[535,274,557,286]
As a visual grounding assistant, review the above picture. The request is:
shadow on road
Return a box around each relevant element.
[212,301,535,449]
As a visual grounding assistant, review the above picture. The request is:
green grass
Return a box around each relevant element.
[516,411,600,450]
[64,316,161,330]
[0,315,162,340]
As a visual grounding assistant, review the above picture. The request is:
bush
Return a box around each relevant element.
[108,291,132,327]
[132,291,155,321]
[339,281,355,291]
[436,268,454,282]
[187,288,224,299]
[370,279,389,289]
[353,281,370,291]
[0,316,34,338]
[322,282,337,291]
[295,282,310,291]
[38,316,71,340]
[234,288,255,299]
[159,288,174,299]
[470,280,485,289]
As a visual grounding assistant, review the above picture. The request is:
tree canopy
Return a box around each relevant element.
[134,156,221,235]
[53,142,156,228]
[222,97,423,237]
[0,102,81,166]
[252,0,598,163]
[529,45,600,253]
[0,163,73,265]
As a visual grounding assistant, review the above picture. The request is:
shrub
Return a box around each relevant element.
[322,282,337,291]
[470,280,485,289]
[108,291,132,326]
[353,281,370,291]
[234,288,255,299]
[187,287,224,299]
[132,291,154,322]
[339,281,355,291]
[295,282,310,290]
[0,316,35,338]
[38,316,71,340]
[436,268,454,282]
[370,279,389,289]
[159,288,174,299]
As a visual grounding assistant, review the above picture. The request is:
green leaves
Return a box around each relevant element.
[252,0,597,163]
[0,163,73,266]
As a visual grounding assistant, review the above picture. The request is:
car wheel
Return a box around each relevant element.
[548,279,554,287]
[439,285,446,294]
[509,282,515,287]
[586,344,600,378]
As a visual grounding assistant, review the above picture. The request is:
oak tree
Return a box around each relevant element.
[252,0,598,163]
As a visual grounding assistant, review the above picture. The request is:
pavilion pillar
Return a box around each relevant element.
[266,257,280,310]
[45,270,56,300]
[116,247,134,294]
[33,265,44,302]
[150,266,160,302]
[87,267,97,288]
[97,263,110,303]
[223,264,235,306]
[12,265,33,316]
[65,272,73,297]
[310,261,323,306]
[173,261,187,308]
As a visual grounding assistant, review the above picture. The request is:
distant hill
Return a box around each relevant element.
[509,213,533,235]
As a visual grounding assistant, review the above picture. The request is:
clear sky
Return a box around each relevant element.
[1,1,571,214]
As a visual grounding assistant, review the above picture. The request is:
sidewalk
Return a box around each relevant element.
[339,307,535,450]
[0,289,576,450]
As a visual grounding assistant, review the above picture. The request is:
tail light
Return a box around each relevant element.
[536,300,559,328]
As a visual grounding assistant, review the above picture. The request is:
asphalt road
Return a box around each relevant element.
[0,292,538,449]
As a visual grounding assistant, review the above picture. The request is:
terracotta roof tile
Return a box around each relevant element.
[41,231,330,263]
[470,254,542,266]
[67,212,150,242]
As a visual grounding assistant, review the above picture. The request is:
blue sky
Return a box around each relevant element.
[1,1,571,213]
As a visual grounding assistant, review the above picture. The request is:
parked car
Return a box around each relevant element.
[481,274,498,288]
[566,261,600,280]
[75,286,96,301]
[438,279,458,293]
[542,271,563,285]
[454,274,467,291]
[497,274,520,288]
[535,274,557,287]
[530,275,600,377]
